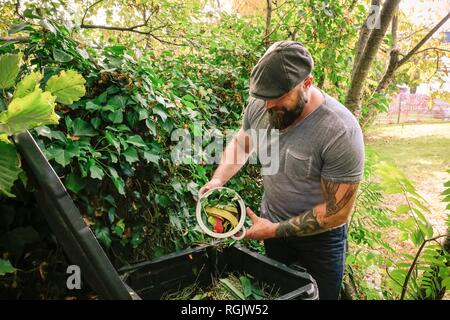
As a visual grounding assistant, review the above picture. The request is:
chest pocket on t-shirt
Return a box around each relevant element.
[284,148,312,180]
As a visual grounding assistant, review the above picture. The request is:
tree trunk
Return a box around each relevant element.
[352,0,381,80]
[345,0,401,116]
[264,0,272,48]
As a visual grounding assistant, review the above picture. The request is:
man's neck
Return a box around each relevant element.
[300,86,324,119]
[285,86,324,130]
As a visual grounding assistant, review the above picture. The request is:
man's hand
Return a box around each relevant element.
[198,177,224,198]
[244,208,278,240]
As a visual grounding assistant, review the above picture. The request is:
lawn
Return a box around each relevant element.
[366,122,450,236]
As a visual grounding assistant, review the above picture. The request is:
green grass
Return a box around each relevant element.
[369,136,450,179]
[367,123,450,180]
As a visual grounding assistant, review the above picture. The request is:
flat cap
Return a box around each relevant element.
[249,40,314,100]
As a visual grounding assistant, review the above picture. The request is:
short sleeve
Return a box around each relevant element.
[242,98,256,131]
[321,125,365,183]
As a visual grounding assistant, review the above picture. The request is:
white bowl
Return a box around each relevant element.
[196,187,246,240]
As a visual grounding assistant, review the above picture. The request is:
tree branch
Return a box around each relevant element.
[398,11,450,67]
[349,0,359,12]
[15,0,25,20]
[79,0,184,46]
[264,0,273,48]
[427,51,441,82]
[392,7,398,49]
[398,27,429,42]
[408,47,450,57]
[374,7,400,94]
[81,0,104,26]
[0,36,29,43]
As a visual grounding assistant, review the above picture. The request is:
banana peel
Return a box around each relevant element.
[223,205,238,214]
[205,207,239,229]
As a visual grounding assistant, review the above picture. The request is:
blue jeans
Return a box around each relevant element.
[264,224,347,300]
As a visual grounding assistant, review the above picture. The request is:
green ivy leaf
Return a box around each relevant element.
[0,88,59,135]
[52,48,73,63]
[0,139,22,197]
[45,70,86,105]
[109,167,125,195]
[107,110,123,124]
[95,227,112,247]
[123,147,139,163]
[71,118,96,136]
[53,149,73,167]
[113,219,125,237]
[8,23,32,35]
[0,53,20,89]
[156,194,170,206]
[0,259,17,276]
[88,159,104,180]
[152,106,167,122]
[13,71,41,99]
[138,108,149,120]
[107,96,128,110]
[131,227,143,249]
[108,207,116,224]
[143,150,159,164]
[105,131,120,153]
[126,135,146,147]
[65,172,86,193]
[145,119,156,135]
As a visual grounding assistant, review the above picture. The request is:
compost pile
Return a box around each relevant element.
[161,273,279,300]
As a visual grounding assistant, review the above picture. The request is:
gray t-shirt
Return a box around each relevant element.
[242,91,364,223]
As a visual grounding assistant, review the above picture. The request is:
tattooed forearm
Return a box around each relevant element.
[275,180,360,238]
[275,209,325,238]
[321,180,359,216]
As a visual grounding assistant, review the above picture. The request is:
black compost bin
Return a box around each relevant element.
[119,244,318,300]
[13,131,318,300]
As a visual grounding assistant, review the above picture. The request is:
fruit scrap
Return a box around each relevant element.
[204,207,239,233]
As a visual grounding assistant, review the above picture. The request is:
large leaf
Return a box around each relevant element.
[8,23,32,35]
[0,88,59,135]
[65,173,86,193]
[126,135,146,147]
[71,118,96,137]
[109,167,125,195]
[0,259,17,276]
[0,54,20,89]
[95,227,112,247]
[13,71,42,99]
[0,139,22,197]
[45,70,86,105]
[52,48,73,63]
[123,147,139,164]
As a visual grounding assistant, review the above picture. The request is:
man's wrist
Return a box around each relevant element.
[211,175,225,185]
[271,222,280,238]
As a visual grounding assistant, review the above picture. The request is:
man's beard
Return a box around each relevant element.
[268,94,307,130]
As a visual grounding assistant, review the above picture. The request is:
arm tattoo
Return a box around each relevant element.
[275,180,359,238]
[321,180,359,216]
[275,209,324,238]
